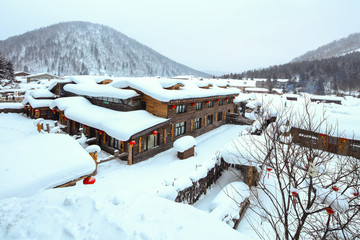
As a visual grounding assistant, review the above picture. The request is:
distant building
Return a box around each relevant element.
[26,73,61,83]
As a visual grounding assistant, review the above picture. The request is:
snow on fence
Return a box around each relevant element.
[157,155,227,204]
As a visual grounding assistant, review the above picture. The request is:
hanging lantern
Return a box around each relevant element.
[170,105,176,110]
[326,207,335,215]
[129,140,136,146]
[341,138,347,143]
[83,176,96,185]
[52,109,57,114]
[35,109,39,113]
[226,98,229,101]
[64,116,67,120]
[24,105,28,109]
[266,167,272,178]
[320,134,326,138]
[216,99,220,102]
[232,96,236,99]
[291,190,298,204]
[332,186,339,192]
[206,100,210,104]
[83,124,88,128]
[353,192,359,197]
[152,130,158,136]
[98,130,103,135]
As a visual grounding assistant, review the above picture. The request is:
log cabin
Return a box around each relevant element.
[47,76,240,165]
[22,89,58,119]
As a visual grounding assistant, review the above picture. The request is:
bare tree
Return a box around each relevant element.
[231,99,360,239]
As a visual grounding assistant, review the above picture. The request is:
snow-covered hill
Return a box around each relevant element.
[292,32,360,62]
[0,21,208,77]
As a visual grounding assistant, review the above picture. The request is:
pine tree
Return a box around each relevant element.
[0,54,6,79]
[5,61,15,80]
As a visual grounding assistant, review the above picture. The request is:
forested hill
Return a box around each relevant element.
[222,52,360,93]
[0,21,208,77]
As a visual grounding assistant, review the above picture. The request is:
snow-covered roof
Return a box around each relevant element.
[244,87,268,93]
[64,82,139,99]
[0,134,96,199]
[28,88,57,99]
[65,76,240,102]
[0,103,24,109]
[26,73,60,78]
[173,136,196,152]
[48,78,72,91]
[310,95,343,102]
[22,94,53,108]
[50,97,169,141]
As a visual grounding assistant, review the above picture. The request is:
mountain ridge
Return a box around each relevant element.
[292,33,360,63]
[0,21,208,77]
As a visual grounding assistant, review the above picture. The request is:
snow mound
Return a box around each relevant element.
[173,136,196,152]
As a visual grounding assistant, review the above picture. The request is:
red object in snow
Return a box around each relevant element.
[332,186,339,192]
[152,130,158,136]
[192,102,196,106]
[353,192,359,197]
[83,176,96,185]
[326,207,335,215]
[266,167,272,178]
[291,191,298,197]
[129,140,136,146]
[170,105,176,110]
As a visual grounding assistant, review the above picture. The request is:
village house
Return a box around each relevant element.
[310,95,342,105]
[26,73,62,83]
[22,88,58,119]
[46,76,240,165]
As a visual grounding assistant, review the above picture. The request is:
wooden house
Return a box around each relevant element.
[310,95,342,105]
[22,89,57,119]
[48,76,240,165]
[26,73,61,83]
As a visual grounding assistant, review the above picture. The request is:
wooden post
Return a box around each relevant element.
[204,116,207,127]
[139,137,142,153]
[128,143,133,165]
[171,124,174,141]
[190,119,193,132]
[46,123,50,133]
[37,123,42,132]
[164,129,167,144]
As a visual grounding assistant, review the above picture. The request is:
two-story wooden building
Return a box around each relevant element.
[48,76,240,165]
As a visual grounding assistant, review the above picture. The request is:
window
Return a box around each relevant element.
[207,115,213,125]
[298,133,317,144]
[218,99,223,106]
[328,136,338,145]
[175,122,186,136]
[350,141,360,151]
[109,137,120,149]
[208,101,214,108]
[144,134,159,151]
[176,105,187,114]
[217,112,223,121]
[194,118,202,129]
[195,102,202,110]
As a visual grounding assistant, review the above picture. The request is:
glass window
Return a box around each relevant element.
[208,101,214,108]
[144,134,159,151]
[195,102,202,110]
[207,115,213,125]
[194,118,201,129]
[217,112,223,121]
[175,122,186,136]
[176,105,187,114]
[218,99,223,106]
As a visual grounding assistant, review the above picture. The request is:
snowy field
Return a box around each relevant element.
[1,93,360,239]
[0,112,251,240]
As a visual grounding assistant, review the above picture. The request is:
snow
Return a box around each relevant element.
[173,135,196,152]
[22,94,53,108]
[28,88,56,98]
[51,96,169,141]
[0,102,23,109]
[86,145,101,153]
[64,82,139,99]
[0,134,96,199]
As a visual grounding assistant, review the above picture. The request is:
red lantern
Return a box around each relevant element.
[291,191,298,197]
[226,98,229,101]
[192,102,196,106]
[83,124,88,128]
[35,109,39,113]
[320,134,326,138]
[232,96,236,99]
[129,140,136,146]
[353,192,359,197]
[332,186,339,192]
[206,100,210,104]
[64,116,67,120]
[52,109,56,114]
[266,167,272,178]
[216,99,220,102]
[24,105,28,109]
[326,207,335,215]
[341,138,347,143]
[170,105,176,110]
[98,130,103,135]
[152,130,158,136]
[83,176,96,185]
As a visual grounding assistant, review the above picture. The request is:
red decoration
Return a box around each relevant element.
[129,140,136,146]
[326,207,335,215]
[266,167,272,178]
[291,191,298,197]
[83,176,96,185]
[98,130,103,135]
[320,134,326,138]
[170,105,176,110]
[232,96,235,99]
[35,109,39,113]
[192,102,196,106]
[152,130,158,136]
[52,109,56,114]
[341,138,347,143]
[216,99,220,102]
[206,100,210,104]
[332,186,339,192]
[64,116,67,120]
[353,192,359,197]
[83,125,88,128]
[24,105,28,109]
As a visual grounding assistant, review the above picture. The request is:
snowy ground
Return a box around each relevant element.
[0,113,252,240]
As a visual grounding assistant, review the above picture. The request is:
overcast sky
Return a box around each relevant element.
[1,0,360,74]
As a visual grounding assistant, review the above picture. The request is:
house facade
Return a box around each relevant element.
[45,76,240,165]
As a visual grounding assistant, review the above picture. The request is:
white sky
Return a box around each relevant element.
[1,0,360,74]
